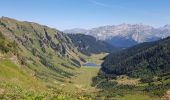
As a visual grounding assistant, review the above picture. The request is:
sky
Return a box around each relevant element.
[0,0,170,30]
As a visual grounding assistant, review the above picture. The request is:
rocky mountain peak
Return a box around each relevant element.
[65,24,170,48]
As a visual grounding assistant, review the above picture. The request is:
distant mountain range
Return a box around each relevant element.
[64,24,170,48]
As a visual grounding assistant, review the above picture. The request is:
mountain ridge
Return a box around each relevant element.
[101,36,170,77]
[67,34,119,56]
[0,17,86,82]
[64,24,170,48]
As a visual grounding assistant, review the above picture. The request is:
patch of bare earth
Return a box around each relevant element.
[0,88,5,94]
[0,53,4,59]
[111,75,140,85]
[162,91,170,100]
[10,55,20,66]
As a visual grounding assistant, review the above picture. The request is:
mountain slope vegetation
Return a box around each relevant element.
[68,34,118,56]
[92,37,170,99]
[0,17,91,99]
[102,36,170,78]
[1,17,169,99]
[0,17,84,80]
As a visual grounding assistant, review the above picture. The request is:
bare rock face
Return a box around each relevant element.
[65,24,170,48]
[0,17,76,57]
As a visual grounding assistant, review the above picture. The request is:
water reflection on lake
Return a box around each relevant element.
[82,62,100,67]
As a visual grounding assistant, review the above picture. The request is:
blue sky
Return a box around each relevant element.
[0,0,170,30]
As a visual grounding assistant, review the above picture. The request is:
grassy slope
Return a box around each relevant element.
[0,53,101,99]
[0,55,47,99]
[0,17,90,93]
[0,17,99,99]
[0,17,106,99]
[48,53,105,97]
[63,67,100,93]
[0,59,44,89]
[0,53,164,99]
[115,93,160,100]
[64,66,161,100]
[0,54,84,99]
[93,76,162,99]
[113,76,161,100]
[85,53,108,65]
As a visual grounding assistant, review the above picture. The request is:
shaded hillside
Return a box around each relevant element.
[106,36,138,48]
[68,34,118,56]
[101,36,170,78]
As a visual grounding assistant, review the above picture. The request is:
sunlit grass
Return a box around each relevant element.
[115,93,160,100]
[62,66,100,93]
